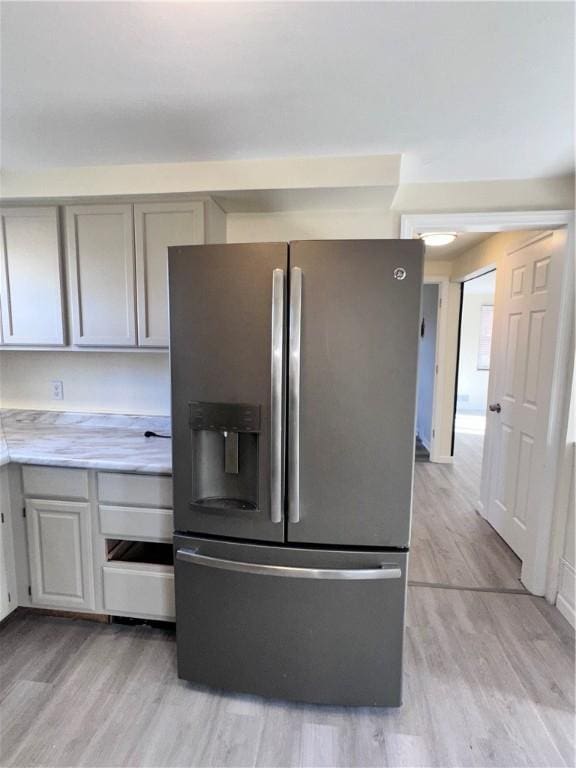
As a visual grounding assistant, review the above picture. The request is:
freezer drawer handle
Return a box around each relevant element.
[288,266,303,524]
[176,548,402,580]
[270,268,285,523]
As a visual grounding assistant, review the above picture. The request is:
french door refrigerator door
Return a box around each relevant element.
[174,535,408,706]
[169,243,287,543]
[287,240,423,548]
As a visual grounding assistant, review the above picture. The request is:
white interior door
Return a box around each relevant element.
[480,230,566,567]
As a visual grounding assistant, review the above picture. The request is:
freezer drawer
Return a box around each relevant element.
[174,535,407,707]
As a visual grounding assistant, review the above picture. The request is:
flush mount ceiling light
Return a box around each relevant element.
[419,232,458,247]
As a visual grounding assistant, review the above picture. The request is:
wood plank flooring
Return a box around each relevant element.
[410,428,523,589]
[1,428,573,768]
[1,590,573,768]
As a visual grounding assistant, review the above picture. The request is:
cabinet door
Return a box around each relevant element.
[0,467,17,621]
[26,498,95,610]
[0,207,65,345]
[134,202,204,347]
[66,204,136,346]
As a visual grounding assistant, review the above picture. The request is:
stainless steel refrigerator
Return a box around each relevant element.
[169,239,423,707]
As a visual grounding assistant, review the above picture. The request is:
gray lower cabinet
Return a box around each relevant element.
[19,466,175,620]
[26,498,96,610]
[97,471,175,621]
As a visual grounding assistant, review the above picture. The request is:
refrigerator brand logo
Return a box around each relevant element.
[393,267,407,281]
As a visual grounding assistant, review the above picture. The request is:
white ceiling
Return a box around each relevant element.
[1,2,574,182]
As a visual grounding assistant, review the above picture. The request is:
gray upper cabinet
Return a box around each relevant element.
[1,198,224,350]
[65,204,136,346]
[134,201,204,347]
[0,207,65,345]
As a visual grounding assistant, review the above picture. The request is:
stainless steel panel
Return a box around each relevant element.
[169,243,288,542]
[288,266,302,523]
[223,431,239,474]
[174,535,407,706]
[288,240,423,547]
[176,547,402,580]
[270,268,285,523]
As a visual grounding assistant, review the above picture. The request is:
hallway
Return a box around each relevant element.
[410,417,523,590]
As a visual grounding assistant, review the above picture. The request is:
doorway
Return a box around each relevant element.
[416,283,439,462]
[402,211,573,598]
[453,270,496,498]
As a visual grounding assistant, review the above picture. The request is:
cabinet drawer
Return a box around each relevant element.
[102,562,175,620]
[97,472,172,507]
[22,466,89,500]
[99,505,173,542]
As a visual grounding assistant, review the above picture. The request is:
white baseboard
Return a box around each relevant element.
[556,558,575,628]
[430,454,453,464]
[476,499,488,519]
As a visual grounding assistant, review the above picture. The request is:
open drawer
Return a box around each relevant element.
[102,541,175,621]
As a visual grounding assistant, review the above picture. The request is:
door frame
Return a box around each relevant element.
[421,275,450,463]
[401,210,574,597]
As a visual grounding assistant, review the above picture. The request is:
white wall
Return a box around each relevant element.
[556,445,575,627]
[416,284,439,448]
[555,367,576,627]
[0,154,401,200]
[393,176,574,214]
[450,230,535,281]
[0,351,170,415]
[456,277,496,414]
[227,209,398,242]
[563,467,575,568]
[1,161,572,424]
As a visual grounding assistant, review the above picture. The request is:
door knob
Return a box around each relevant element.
[488,403,501,414]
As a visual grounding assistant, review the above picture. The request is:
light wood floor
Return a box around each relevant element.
[1,435,573,768]
[410,428,523,590]
[1,591,573,768]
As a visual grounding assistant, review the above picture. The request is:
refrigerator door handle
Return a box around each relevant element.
[270,268,285,523]
[176,548,402,580]
[288,266,303,523]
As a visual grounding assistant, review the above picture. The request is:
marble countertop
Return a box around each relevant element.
[0,410,172,474]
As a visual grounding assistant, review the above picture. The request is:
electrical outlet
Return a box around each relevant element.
[51,380,64,400]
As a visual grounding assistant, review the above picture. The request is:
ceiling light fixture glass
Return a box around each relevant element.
[419,232,458,247]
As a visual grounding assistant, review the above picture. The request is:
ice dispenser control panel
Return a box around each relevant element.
[189,402,261,433]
